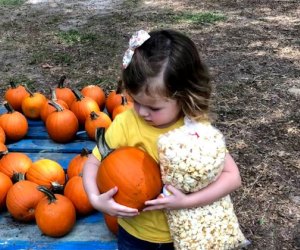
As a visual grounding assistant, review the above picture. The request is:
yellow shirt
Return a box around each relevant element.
[92,108,184,243]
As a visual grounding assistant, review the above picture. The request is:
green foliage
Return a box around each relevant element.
[57,30,97,45]
[0,0,25,6]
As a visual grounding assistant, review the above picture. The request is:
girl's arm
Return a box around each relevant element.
[82,154,139,217]
[144,153,241,210]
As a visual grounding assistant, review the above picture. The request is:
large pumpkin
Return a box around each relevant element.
[35,186,76,237]
[96,128,162,210]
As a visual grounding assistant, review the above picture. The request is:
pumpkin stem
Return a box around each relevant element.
[57,75,67,88]
[9,81,17,88]
[50,88,58,101]
[120,95,128,106]
[12,172,26,183]
[48,100,64,112]
[116,79,123,94]
[95,127,113,159]
[23,84,34,97]
[72,88,85,101]
[0,150,9,159]
[51,182,64,193]
[37,186,57,204]
[90,111,99,120]
[80,148,90,157]
[3,101,15,113]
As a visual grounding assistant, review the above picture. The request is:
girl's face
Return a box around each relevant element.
[130,91,181,128]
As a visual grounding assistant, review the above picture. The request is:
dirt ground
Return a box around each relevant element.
[0,0,299,249]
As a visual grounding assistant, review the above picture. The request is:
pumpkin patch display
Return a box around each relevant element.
[35,186,76,237]
[96,128,162,210]
[6,180,45,222]
[0,101,28,141]
[0,172,13,211]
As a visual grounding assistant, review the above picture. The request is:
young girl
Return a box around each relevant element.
[83,29,242,250]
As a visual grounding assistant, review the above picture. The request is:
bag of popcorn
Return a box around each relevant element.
[157,117,250,250]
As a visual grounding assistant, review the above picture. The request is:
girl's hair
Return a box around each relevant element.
[122,29,211,120]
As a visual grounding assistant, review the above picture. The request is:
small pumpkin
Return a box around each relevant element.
[67,148,89,179]
[54,75,76,108]
[105,88,123,115]
[0,152,32,178]
[6,181,45,222]
[96,128,162,210]
[71,88,100,127]
[4,82,30,112]
[35,186,76,237]
[0,126,6,144]
[81,85,106,110]
[21,86,47,120]
[0,102,28,141]
[26,159,66,192]
[40,88,69,123]
[45,101,79,143]
[64,175,94,215]
[84,111,111,140]
[112,95,134,120]
[0,172,13,211]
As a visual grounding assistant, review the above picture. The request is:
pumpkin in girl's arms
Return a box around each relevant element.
[96,128,162,210]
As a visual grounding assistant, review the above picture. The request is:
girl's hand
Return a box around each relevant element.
[143,185,187,211]
[89,186,139,218]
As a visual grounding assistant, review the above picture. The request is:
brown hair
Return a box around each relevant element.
[122,29,211,120]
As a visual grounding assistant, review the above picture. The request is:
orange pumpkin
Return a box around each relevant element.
[54,75,76,108]
[45,101,79,143]
[84,111,111,140]
[81,85,106,110]
[105,89,123,115]
[104,214,118,235]
[0,142,7,153]
[35,186,76,237]
[6,181,45,222]
[112,95,134,119]
[67,148,89,179]
[4,82,30,112]
[0,152,32,178]
[0,126,6,144]
[71,88,100,127]
[26,159,66,191]
[64,175,94,215]
[40,88,69,123]
[96,128,162,210]
[0,102,28,141]
[21,86,47,120]
[0,172,13,211]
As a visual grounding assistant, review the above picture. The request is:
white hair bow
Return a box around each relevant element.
[122,30,150,69]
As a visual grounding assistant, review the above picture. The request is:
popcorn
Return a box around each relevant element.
[157,117,249,250]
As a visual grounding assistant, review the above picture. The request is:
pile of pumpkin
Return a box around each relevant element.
[0,77,134,237]
[0,77,164,238]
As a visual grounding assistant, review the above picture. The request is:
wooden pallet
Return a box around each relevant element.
[0,109,117,250]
